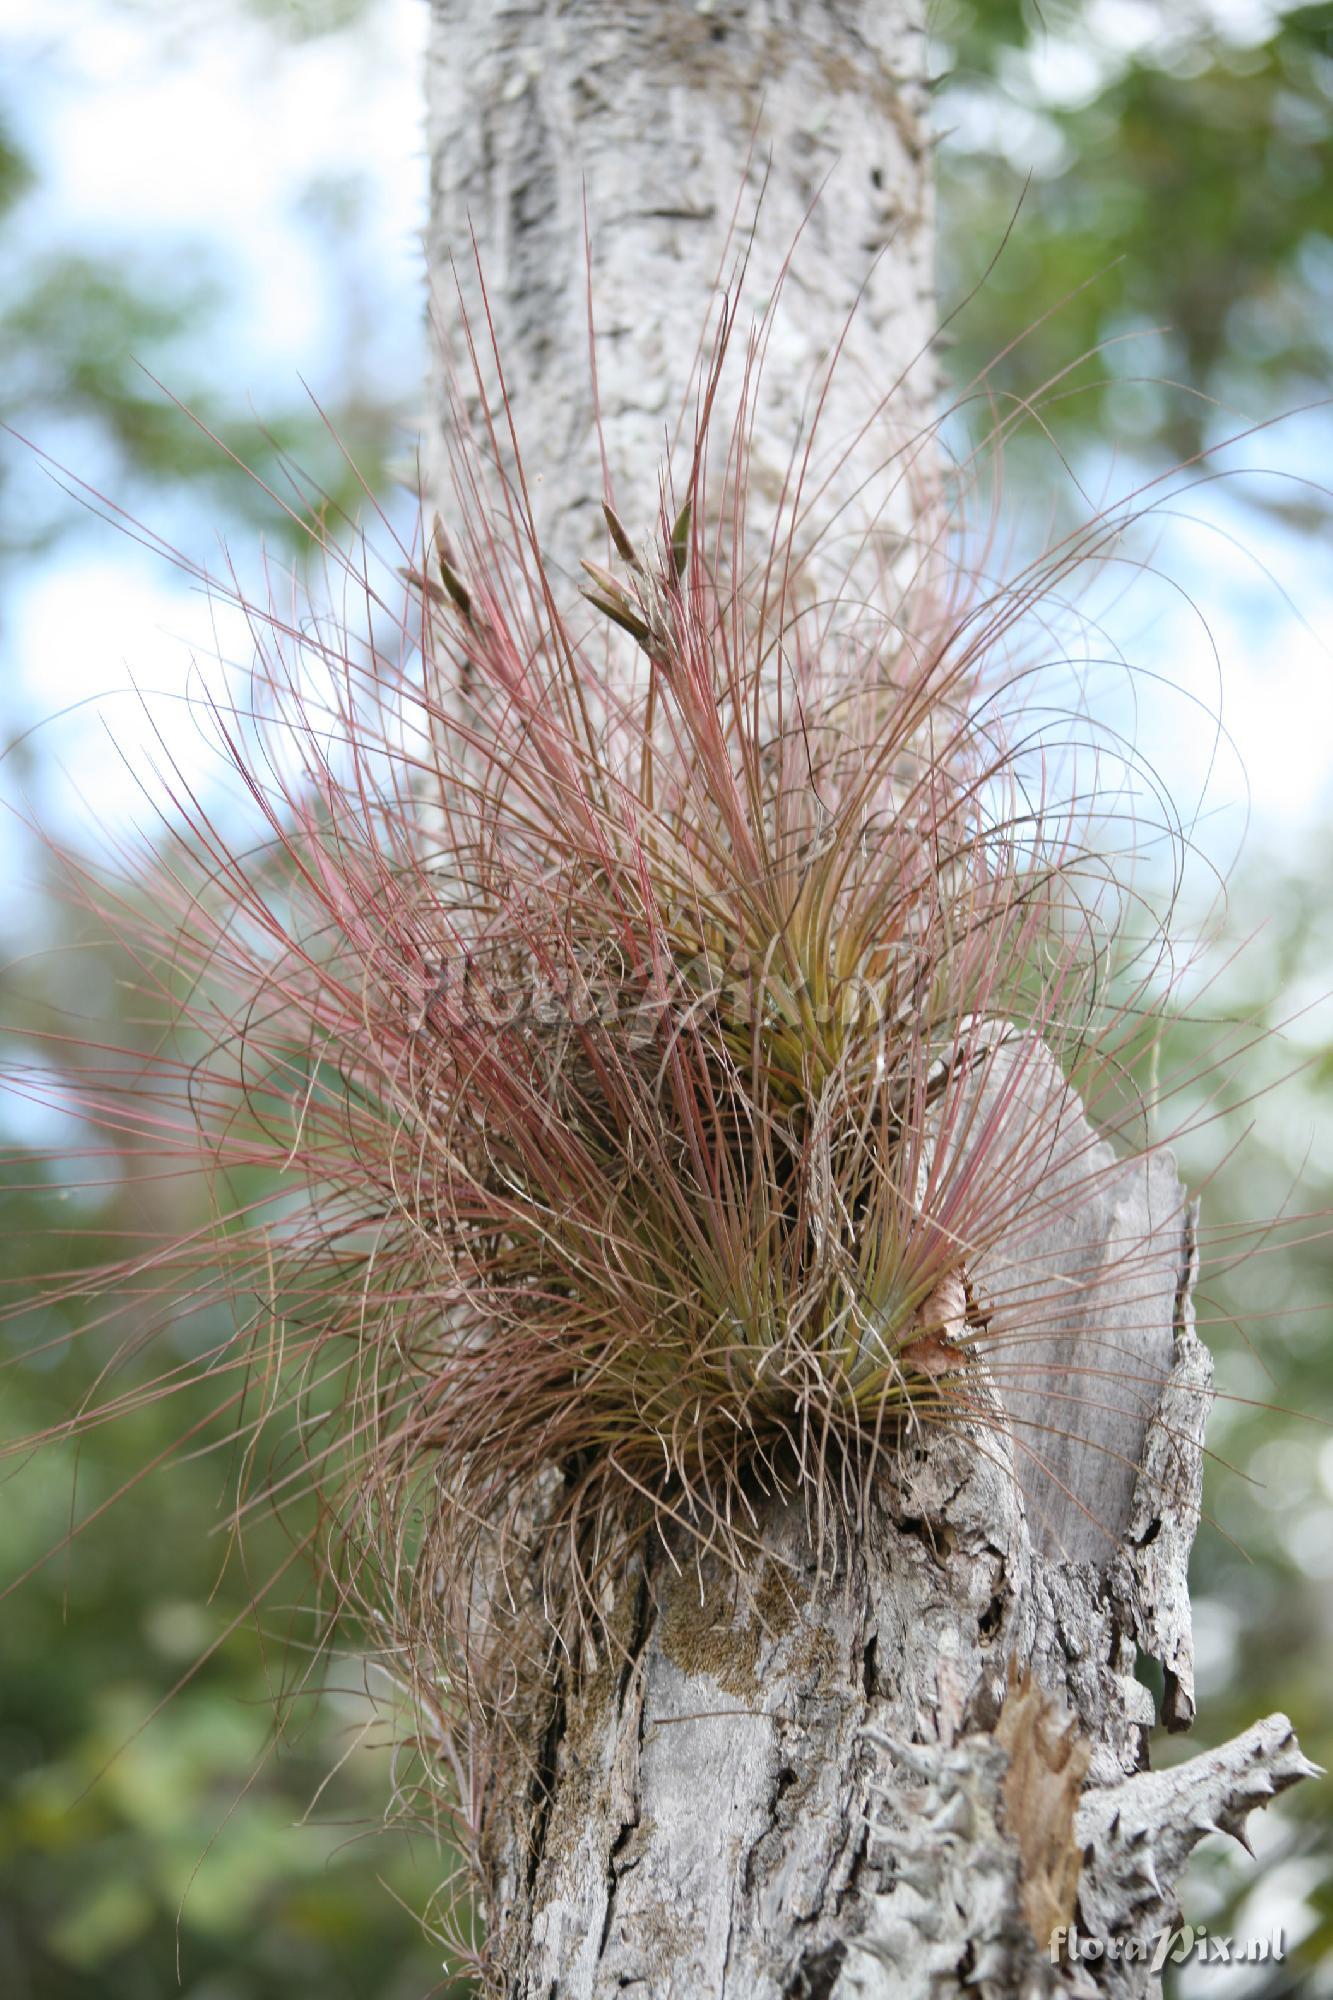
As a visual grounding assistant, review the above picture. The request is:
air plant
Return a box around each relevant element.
[2,288,1304,1967]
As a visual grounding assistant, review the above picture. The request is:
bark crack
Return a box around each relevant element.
[526,1674,567,1899]
[595,1571,652,1969]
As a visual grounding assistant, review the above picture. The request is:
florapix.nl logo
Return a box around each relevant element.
[1049,1925,1287,1973]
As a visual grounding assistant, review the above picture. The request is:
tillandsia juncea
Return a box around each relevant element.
[1,276,1317,1961]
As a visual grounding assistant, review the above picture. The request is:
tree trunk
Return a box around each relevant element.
[425,0,935,592]
[424,6,1315,1993]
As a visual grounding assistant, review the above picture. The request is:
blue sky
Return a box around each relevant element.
[4,0,1330,877]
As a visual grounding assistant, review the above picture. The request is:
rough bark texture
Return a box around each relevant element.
[424,5,1316,1993]
[426,0,935,594]
[474,1092,1316,1997]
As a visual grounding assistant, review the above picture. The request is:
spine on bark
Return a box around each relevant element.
[6,4,1320,1997]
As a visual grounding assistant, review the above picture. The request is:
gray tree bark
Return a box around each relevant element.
[424,6,1316,1994]
[425,0,935,596]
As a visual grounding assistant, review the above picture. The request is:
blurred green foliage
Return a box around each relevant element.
[0,890,472,1995]
[2,247,394,562]
[2,0,1331,1996]
[0,1157,466,1998]
[937,1,1333,490]
[1158,872,1333,1989]
[0,4,405,570]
